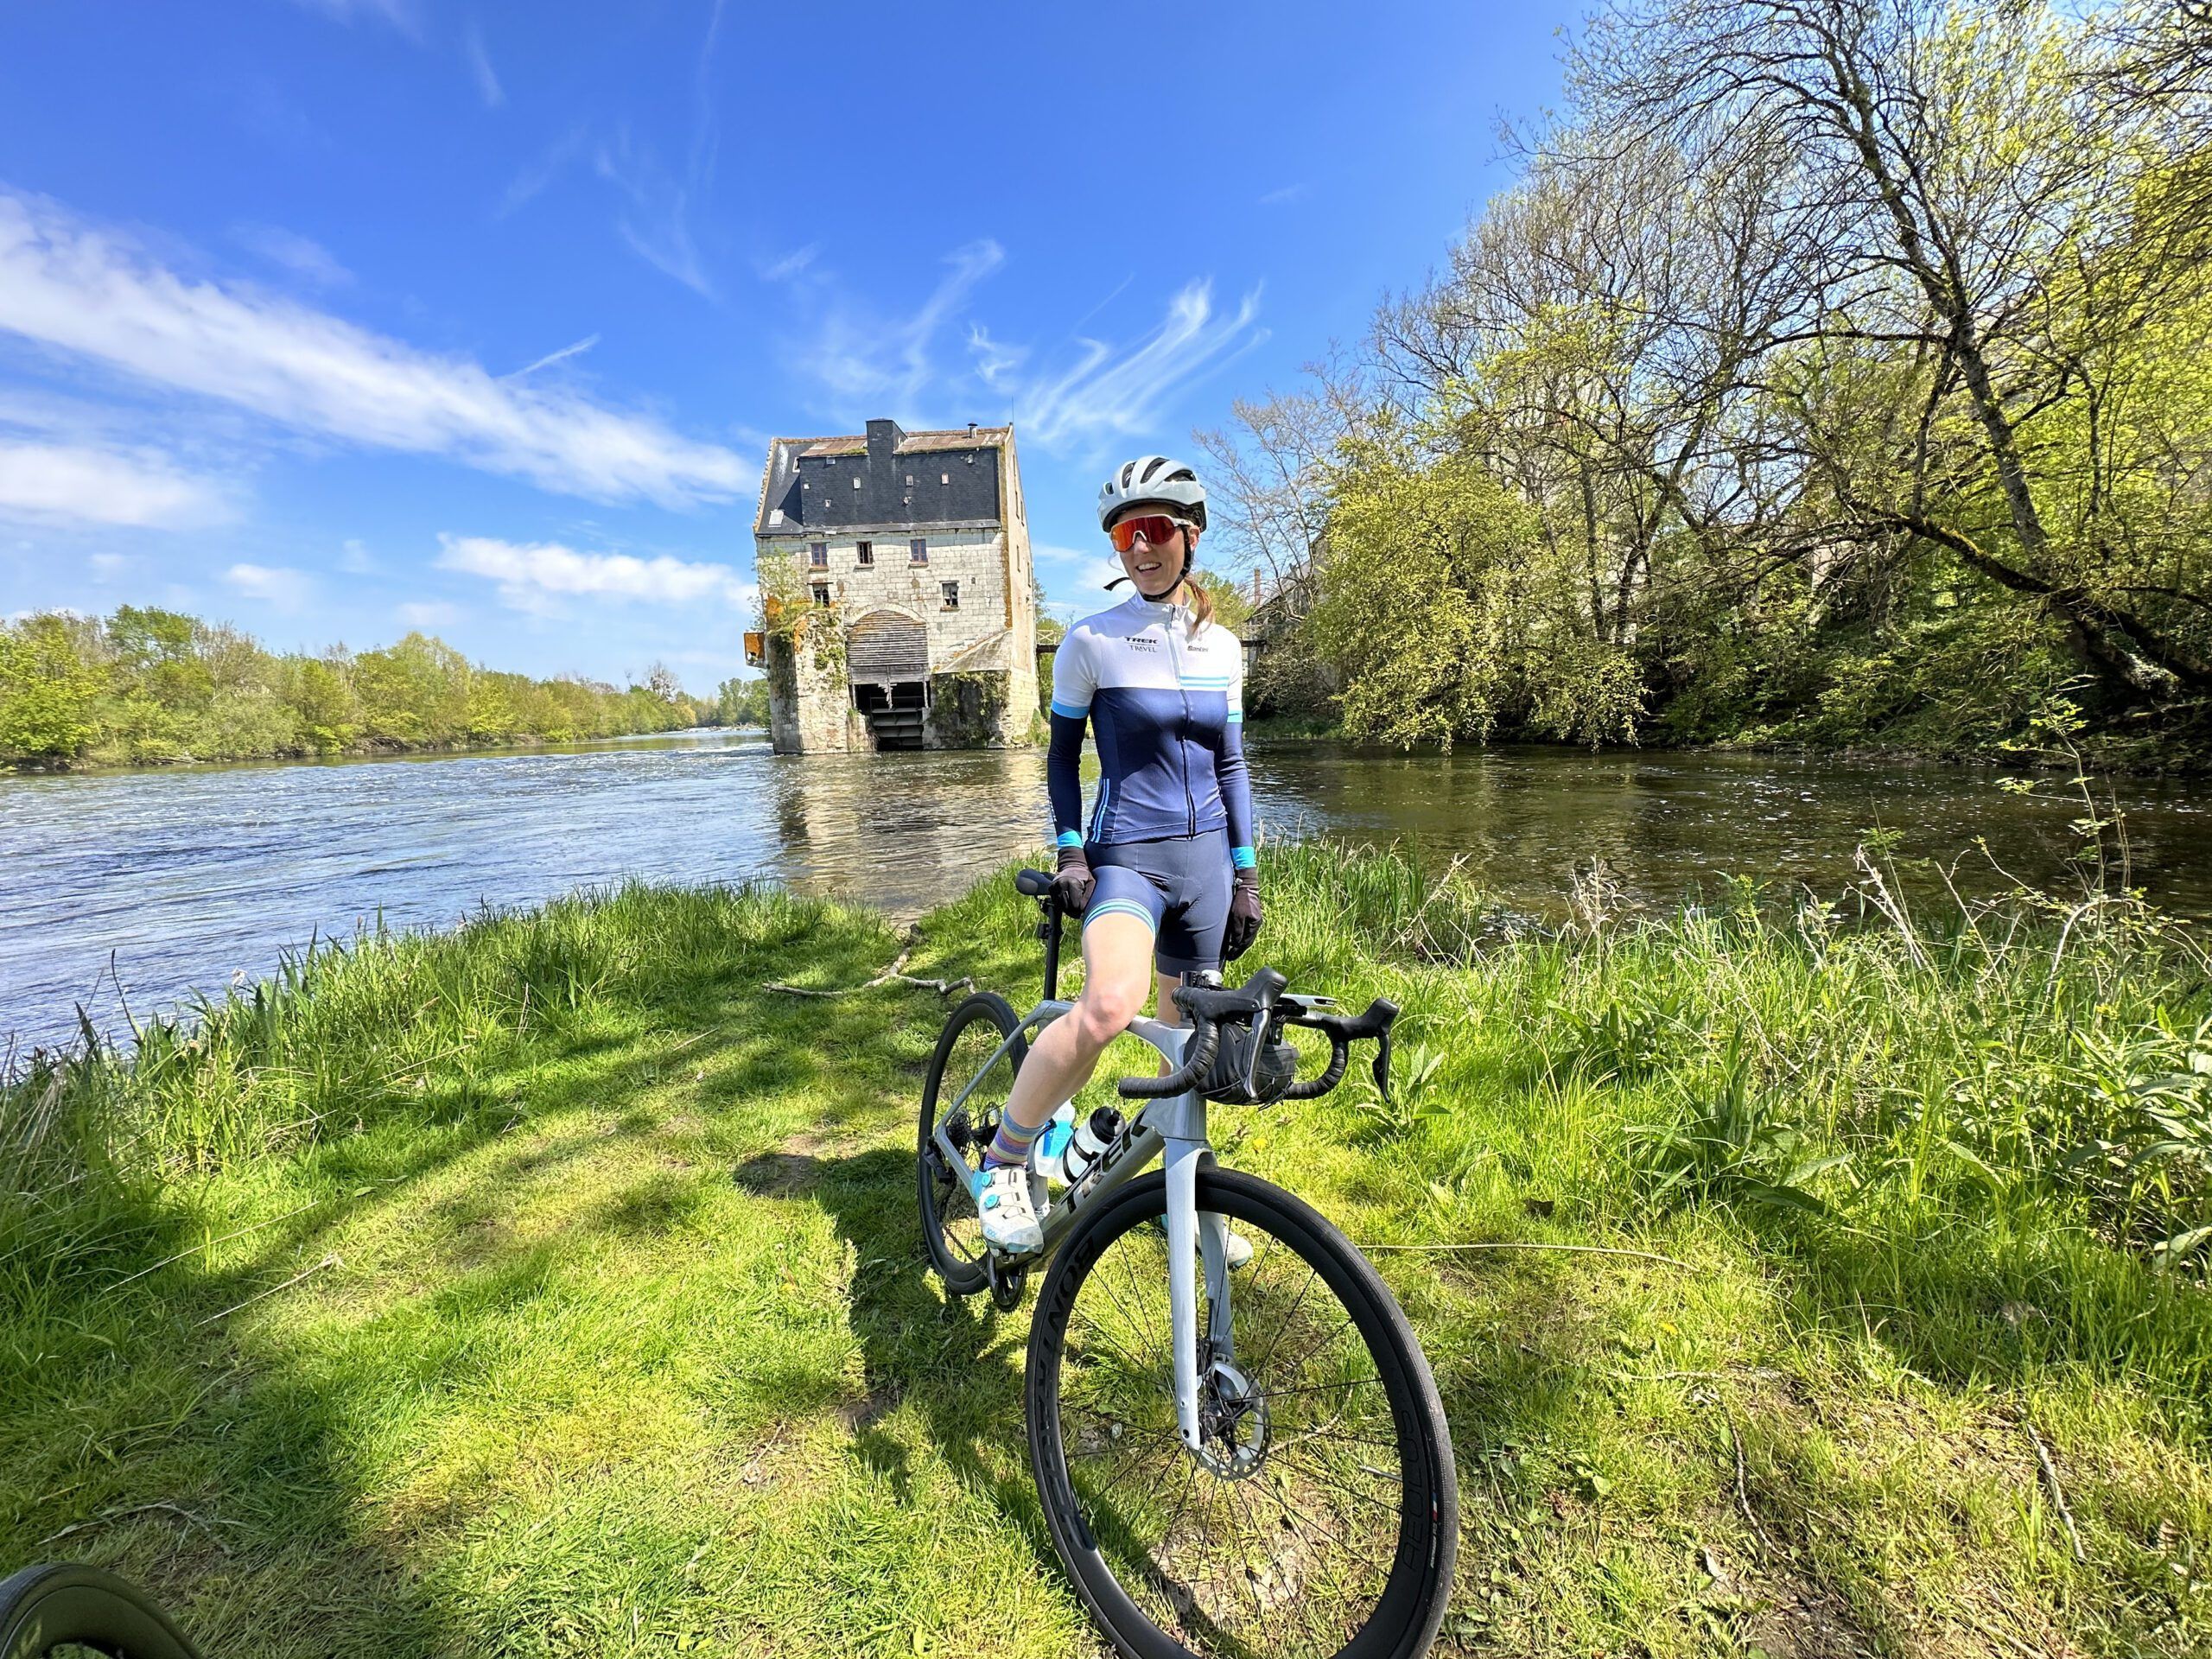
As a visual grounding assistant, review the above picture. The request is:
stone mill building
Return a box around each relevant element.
[747,418,1038,752]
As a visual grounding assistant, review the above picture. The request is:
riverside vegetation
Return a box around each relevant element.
[1210,0,2212,766]
[0,607,770,769]
[2,845,2207,1656]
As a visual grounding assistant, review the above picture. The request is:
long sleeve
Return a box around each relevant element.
[1047,629,1094,849]
[1217,637,1255,869]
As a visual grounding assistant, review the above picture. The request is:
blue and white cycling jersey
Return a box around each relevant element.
[1047,591,1255,869]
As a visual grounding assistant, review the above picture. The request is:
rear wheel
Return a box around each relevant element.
[1027,1167,1456,1659]
[0,1563,201,1658]
[918,991,1028,1296]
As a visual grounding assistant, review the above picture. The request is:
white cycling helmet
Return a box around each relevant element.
[1096,454,1209,532]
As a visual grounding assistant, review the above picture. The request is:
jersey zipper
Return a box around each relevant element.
[1167,606,1196,835]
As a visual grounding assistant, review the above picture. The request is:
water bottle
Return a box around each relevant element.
[1060,1106,1123,1185]
[1031,1103,1077,1183]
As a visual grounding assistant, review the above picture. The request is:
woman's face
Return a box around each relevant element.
[1113,516,1198,600]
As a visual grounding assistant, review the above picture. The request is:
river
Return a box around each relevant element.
[4,731,2208,1052]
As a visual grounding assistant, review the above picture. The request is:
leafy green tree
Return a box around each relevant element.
[0,614,103,760]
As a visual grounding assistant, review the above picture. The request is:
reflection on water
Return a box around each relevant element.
[3,730,2208,1051]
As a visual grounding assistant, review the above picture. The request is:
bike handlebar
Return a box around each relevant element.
[1113,968,1399,1104]
[1118,1018,1221,1097]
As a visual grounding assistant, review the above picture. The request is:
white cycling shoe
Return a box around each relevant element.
[972,1163,1044,1254]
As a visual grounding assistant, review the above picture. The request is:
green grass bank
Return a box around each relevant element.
[3,850,2209,1657]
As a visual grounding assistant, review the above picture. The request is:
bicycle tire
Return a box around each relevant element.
[0,1563,202,1659]
[918,990,1028,1297]
[1027,1168,1456,1659]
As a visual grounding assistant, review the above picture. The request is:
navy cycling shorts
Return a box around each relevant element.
[1081,830,1233,976]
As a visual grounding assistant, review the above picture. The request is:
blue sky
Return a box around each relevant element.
[0,0,1579,695]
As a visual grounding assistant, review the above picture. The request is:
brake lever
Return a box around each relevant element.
[1373,1026,1393,1105]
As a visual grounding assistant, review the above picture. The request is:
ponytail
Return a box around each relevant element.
[1184,574,1215,636]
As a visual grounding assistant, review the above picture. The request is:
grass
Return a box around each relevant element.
[3,849,2209,1656]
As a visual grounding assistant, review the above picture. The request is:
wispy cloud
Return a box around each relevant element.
[287,0,419,36]
[593,130,714,297]
[397,600,461,627]
[338,538,378,574]
[758,244,819,283]
[0,439,232,528]
[437,533,753,615]
[461,18,505,109]
[225,563,314,610]
[496,3,727,296]
[796,239,1006,411]
[507,334,600,379]
[1258,182,1312,207]
[0,189,749,506]
[232,223,352,289]
[967,323,1027,391]
[1016,280,1268,448]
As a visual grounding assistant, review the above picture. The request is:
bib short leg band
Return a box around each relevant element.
[1080,830,1232,977]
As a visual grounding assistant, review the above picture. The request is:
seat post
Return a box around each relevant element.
[1039,899,1064,1003]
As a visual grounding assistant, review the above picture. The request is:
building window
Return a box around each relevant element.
[852,475,862,490]
[940,473,949,485]
[810,583,830,607]
[911,537,928,564]
[941,581,959,610]
[809,542,827,568]
[855,540,874,567]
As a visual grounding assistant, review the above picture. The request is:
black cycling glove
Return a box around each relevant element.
[1052,845,1096,914]
[1224,868,1262,960]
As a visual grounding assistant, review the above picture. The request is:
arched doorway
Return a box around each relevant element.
[844,609,930,748]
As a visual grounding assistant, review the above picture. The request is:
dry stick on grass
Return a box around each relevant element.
[2024,1416,2089,1565]
[109,1196,329,1289]
[1354,1240,1694,1271]
[766,943,974,1000]
[39,1500,238,1548]
[1695,1386,1780,1559]
[194,1253,340,1328]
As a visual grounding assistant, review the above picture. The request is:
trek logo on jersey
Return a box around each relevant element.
[1122,635,1160,652]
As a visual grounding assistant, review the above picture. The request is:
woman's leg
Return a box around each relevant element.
[990,910,1157,1157]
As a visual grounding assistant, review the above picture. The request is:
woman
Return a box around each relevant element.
[971,454,1261,1252]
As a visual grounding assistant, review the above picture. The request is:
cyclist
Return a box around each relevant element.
[971,454,1260,1251]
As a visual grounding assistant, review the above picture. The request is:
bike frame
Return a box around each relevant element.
[931,998,1237,1457]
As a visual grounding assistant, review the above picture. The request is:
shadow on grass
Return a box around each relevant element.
[729,1144,1063,1580]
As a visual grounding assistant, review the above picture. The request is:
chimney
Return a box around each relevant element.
[967,421,977,438]
[865,417,903,471]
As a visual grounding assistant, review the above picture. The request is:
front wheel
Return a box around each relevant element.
[1027,1168,1456,1659]
[918,990,1028,1297]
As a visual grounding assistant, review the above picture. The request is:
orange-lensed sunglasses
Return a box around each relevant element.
[1107,513,1192,553]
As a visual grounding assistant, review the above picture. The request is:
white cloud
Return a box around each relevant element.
[508,334,599,378]
[91,552,132,581]
[338,537,378,574]
[289,0,417,29]
[1018,280,1268,448]
[437,533,752,614]
[798,239,1005,410]
[0,189,749,507]
[232,224,352,288]
[397,600,461,627]
[462,19,505,109]
[0,440,231,528]
[226,563,314,610]
[758,244,818,283]
[1258,182,1312,207]
[968,323,1027,391]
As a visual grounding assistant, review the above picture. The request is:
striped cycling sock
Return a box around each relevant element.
[982,1112,1046,1171]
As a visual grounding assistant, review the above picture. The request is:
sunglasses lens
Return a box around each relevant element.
[1110,515,1179,552]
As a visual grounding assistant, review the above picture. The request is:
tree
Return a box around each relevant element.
[0,614,103,760]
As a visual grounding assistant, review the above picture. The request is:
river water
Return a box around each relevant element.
[4,731,2208,1052]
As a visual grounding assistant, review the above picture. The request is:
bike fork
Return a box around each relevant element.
[1161,1133,1234,1454]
